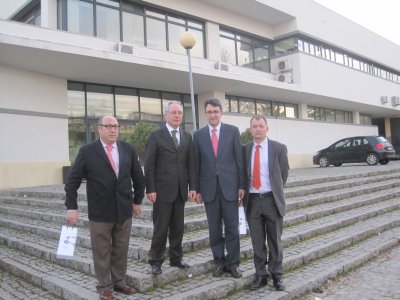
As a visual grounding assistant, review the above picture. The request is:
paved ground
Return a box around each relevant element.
[302,245,400,300]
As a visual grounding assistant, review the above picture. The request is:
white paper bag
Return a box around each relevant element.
[56,225,78,259]
[238,206,247,235]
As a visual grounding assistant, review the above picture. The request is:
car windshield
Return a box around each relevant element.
[375,136,388,143]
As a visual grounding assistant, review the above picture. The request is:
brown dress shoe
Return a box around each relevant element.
[113,284,137,295]
[99,290,113,300]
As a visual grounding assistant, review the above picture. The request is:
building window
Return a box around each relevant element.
[58,0,205,58]
[67,81,197,161]
[219,29,271,72]
[12,1,41,26]
[225,95,297,118]
[307,106,353,123]
[360,114,372,125]
[296,36,400,85]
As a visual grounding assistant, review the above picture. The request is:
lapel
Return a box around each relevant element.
[267,139,275,174]
[116,140,124,176]
[246,143,253,177]
[216,123,226,159]
[200,126,214,157]
[94,139,114,172]
[162,124,178,150]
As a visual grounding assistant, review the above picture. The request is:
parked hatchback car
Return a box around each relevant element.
[313,136,396,167]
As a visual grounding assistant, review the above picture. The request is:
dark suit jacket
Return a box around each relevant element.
[193,123,245,202]
[243,139,289,217]
[65,139,145,222]
[144,125,196,202]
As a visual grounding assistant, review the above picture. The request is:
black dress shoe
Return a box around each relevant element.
[250,275,268,290]
[151,265,162,275]
[213,264,225,277]
[228,266,242,278]
[273,278,286,291]
[170,261,190,269]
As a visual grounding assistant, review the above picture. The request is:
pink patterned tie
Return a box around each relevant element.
[212,128,218,157]
[106,145,117,174]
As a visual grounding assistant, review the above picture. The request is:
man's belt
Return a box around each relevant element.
[249,191,273,198]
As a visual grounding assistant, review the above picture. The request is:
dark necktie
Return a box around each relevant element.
[172,130,179,149]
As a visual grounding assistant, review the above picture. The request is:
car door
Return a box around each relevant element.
[328,138,352,163]
[347,137,364,162]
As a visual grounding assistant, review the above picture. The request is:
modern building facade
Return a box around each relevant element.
[1,0,399,189]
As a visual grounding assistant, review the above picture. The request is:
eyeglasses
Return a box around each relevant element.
[205,110,221,115]
[100,124,120,129]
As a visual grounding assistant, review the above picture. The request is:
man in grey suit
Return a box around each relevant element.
[193,98,245,278]
[243,115,289,291]
[144,101,197,275]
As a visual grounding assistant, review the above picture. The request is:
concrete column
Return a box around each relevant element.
[298,103,308,119]
[41,0,58,29]
[205,22,220,61]
[353,111,360,124]
[384,117,392,140]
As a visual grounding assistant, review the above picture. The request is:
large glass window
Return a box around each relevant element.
[58,0,205,58]
[219,29,270,72]
[96,4,120,41]
[115,87,139,120]
[67,0,94,36]
[308,106,353,123]
[139,90,162,121]
[86,85,114,117]
[225,95,297,118]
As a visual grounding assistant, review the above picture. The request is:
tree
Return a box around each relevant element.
[128,123,158,164]
[240,128,252,144]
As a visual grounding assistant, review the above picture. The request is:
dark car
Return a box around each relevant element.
[313,136,396,167]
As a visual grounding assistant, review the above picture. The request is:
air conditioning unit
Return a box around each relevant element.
[277,59,292,72]
[391,96,400,106]
[214,61,230,72]
[380,96,388,104]
[116,41,134,54]
[275,72,293,83]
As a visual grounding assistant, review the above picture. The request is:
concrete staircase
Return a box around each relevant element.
[1,164,400,300]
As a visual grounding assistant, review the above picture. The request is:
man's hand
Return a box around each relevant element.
[147,192,157,203]
[188,190,196,201]
[132,204,142,217]
[195,193,203,204]
[238,189,245,201]
[66,210,78,226]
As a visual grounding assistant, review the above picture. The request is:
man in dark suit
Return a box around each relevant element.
[242,115,289,291]
[193,98,245,278]
[144,101,196,275]
[65,115,145,300]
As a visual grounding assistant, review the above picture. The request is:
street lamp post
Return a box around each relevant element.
[180,31,197,131]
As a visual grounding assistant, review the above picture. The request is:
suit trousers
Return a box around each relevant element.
[204,180,240,270]
[89,218,132,292]
[148,194,185,266]
[246,194,283,277]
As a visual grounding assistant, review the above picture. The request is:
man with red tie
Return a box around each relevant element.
[242,115,289,291]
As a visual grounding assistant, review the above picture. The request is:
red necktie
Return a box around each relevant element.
[106,145,117,174]
[211,128,218,157]
[252,145,261,189]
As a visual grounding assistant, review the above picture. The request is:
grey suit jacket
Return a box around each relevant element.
[243,139,289,217]
[144,124,196,203]
[193,123,245,203]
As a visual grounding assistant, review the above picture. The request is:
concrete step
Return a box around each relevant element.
[3,211,398,299]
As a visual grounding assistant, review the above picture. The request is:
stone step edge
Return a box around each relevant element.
[1,212,399,293]
[0,257,98,300]
[149,228,400,300]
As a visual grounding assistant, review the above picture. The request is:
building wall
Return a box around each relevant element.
[0,65,69,189]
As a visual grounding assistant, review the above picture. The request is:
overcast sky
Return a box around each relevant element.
[1,0,399,46]
[313,0,400,46]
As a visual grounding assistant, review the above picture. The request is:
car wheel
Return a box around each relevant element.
[318,156,329,167]
[333,163,342,167]
[379,159,389,165]
[366,153,379,165]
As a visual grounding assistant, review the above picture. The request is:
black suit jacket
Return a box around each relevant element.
[65,139,145,222]
[144,124,196,202]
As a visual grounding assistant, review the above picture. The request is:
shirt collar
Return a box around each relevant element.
[253,138,268,149]
[208,122,221,134]
[100,138,117,149]
[166,122,180,134]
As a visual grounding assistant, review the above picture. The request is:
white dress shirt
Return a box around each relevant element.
[166,123,180,145]
[249,138,271,193]
[100,139,119,175]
